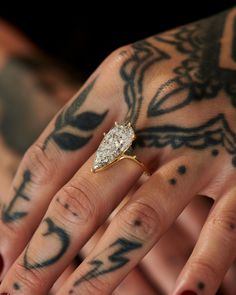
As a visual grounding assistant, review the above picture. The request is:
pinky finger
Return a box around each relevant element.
[172,187,236,295]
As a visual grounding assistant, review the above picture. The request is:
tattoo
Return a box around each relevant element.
[177,165,187,175]
[211,149,219,156]
[43,78,108,150]
[24,217,70,269]
[169,178,177,185]
[197,281,205,290]
[133,219,142,226]
[56,197,78,217]
[13,282,20,290]
[136,113,236,166]
[2,170,31,223]
[69,238,142,292]
[120,41,170,127]
[120,9,236,168]
[169,165,187,185]
[150,13,233,117]
[230,223,235,230]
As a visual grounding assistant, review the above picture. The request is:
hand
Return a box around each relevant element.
[1,7,236,295]
[0,22,159,295]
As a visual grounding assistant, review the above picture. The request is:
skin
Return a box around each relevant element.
[0,19,201,295]
[1,8,236,295]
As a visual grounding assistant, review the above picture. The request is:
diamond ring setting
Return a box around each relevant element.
[91,122,150,175]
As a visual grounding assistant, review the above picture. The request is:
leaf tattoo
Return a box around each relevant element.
[43,78,108,151]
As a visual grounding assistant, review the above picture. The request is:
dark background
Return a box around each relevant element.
[1,2,235,78]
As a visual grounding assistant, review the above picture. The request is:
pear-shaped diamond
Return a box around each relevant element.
[93,122,135,171]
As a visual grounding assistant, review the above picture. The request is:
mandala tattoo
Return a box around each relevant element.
[43,78,108,151]
[120,8,236,167]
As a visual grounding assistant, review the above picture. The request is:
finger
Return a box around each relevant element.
[172,186,236,295]
[140,196,210,293]
[221,262,236,295]
[81,219,158,295]
[177,195,213,239]
[50,263,77,295]
[0,145,145,294]
[0,76,115,276]
[141,222,194,294]
[113,268,158,295]
[55,152,209,295]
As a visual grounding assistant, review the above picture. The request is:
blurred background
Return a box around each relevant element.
[1,2,235,79]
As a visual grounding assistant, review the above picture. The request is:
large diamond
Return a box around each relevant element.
[93,122,135,171]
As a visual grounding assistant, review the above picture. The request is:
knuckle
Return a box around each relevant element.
[74,270,110,295]
[106,45,133,68]
[23,143,57,185]
[13,260,44,292]
[55,179,97,224]
[118,200,161,242]
[210,210,236,241]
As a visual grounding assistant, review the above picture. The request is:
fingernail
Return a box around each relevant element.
[180,291,197,295]
[0,255,3,275]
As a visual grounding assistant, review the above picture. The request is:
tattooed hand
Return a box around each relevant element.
[0,8,236,295]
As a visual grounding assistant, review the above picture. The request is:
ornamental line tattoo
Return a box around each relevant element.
[24,217,70,269]
[43,78,108,151]
[2,170,31,223]
[69,238,142,293]
[120,41,170,127]
[120,9,236,168]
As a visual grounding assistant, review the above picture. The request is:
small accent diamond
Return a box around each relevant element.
[93,122,135,171]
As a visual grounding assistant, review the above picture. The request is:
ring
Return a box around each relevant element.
[91,121,151,175]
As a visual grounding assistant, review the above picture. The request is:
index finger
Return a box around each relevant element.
[0,55,123,277]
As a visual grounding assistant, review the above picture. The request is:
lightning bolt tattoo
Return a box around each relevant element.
[69,238,142,293]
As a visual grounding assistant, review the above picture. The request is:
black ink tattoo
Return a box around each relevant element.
[24,217,70,269]
[56,197,78,217]
[120,40,170,126]
[197,281,205,290]
[169,178,177,185]
[136,113,236,167]
[69,238,142,293]
[120,9,236,168]
[211,149,219,156]
[152,10,236,116]
[2,170,31,223]
[230,223,235,230]
[13,282,20,290]
[177,165,187,175]
[43,78,108,151]
[133,219,142,226]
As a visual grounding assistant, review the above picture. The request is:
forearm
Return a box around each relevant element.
[0,20,81,195]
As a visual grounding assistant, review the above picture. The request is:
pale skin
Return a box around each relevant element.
[1,8,236,295]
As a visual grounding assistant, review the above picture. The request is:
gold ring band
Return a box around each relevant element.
[91,121,151,176]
